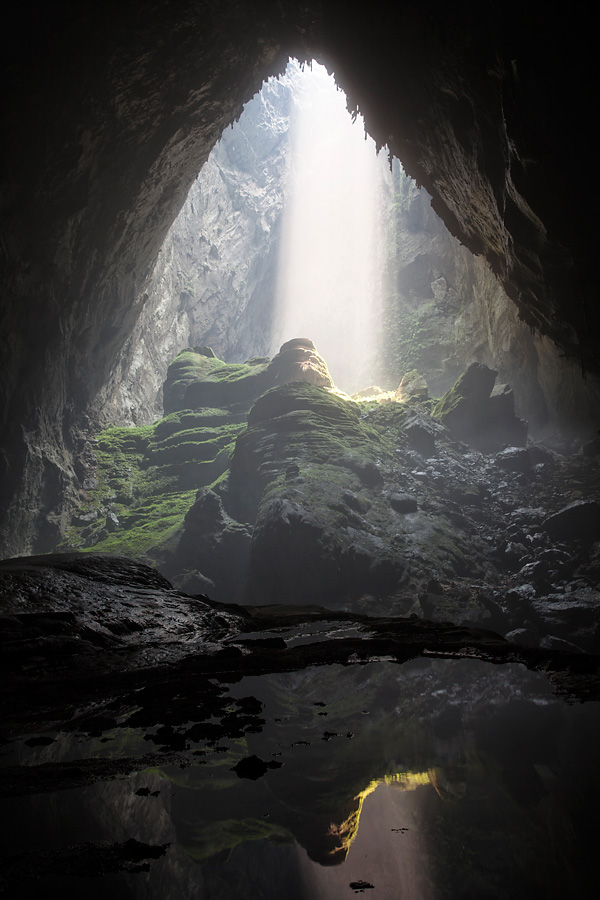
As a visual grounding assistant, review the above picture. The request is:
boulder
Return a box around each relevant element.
[403,411,440,457]
[532,589,600,652]
[389,492,418,513]
[495,447,532,472]
[433,363,527,453]
[268,338,335,389]
[581,434,600,457]
[170,488,252,603]
[394,370,429,402]
[542,500,600,543]
[105,512,120,532]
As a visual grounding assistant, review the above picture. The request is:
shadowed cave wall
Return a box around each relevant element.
[1,0,599,556]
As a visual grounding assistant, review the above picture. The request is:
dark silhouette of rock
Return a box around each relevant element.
[389,493,418,513]
[433,363,527,452]
[231,755,283,780]
[542,501,600,542]
[495,447,532,472]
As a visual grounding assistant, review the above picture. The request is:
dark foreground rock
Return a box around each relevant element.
[542,500,600,542]
[2,553,599,725]
[2,553,600,896]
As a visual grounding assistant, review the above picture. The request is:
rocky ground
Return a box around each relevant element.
[3,339,600,894]
[58,340,600,655]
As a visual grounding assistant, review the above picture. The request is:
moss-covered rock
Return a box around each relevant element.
[62,351,526,626]
[162,347,221,414]
[164,339,336,415]
[60,353,260,565]
[207,381,488,611]
[61,342,337,575]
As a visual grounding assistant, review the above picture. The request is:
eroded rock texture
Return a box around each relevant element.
[1,0,599,555]
[57,346,600,659]
[97,73,294,425]
[381,173,600,435]
[3,550,600,895]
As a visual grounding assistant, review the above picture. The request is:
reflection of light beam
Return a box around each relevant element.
[326,771,432,861]
[273,60,388,394]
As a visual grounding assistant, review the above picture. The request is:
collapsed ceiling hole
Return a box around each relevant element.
[99,60,599,438]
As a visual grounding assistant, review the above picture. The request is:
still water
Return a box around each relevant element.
[2,658,599,898]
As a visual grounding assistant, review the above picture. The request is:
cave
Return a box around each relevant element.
[2,2,600,896]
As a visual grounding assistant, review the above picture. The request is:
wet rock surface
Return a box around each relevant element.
[1,552,599,730]
[1,552,600,895]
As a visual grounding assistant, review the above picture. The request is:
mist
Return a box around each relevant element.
[272,61,388,394]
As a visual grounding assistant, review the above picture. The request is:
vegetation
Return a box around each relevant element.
[59,352,257,565]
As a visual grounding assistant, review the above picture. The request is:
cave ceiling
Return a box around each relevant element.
[0,0,597,551]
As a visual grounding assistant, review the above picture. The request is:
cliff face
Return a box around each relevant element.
[97,74,293,425]
[380,172,600,436]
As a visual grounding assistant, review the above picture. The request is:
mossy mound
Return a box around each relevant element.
[182,360,273,410]
[162,347,221,414]
[60,405,241,566]
[164,340,335,414]
[63,351,505,622]
[206,381,482,610]
[62,343,338,572]
[432,362,497,420]
[60,353,267,564]
[163,346,274,415]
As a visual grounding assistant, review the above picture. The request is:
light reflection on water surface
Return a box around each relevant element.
[3,658,599,899]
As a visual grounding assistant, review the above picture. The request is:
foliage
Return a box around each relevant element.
[60,351,266,564]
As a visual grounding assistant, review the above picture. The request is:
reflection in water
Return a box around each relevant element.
[2,659,600,898]
[297,779,435,900]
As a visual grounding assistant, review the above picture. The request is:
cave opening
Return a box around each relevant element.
[48,54,600,608]
[103,56,600,440]
[2,7,600,895]
[117,57,394,407]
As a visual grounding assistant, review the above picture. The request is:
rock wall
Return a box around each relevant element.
[379,169,600,436]
[97,74,294,425]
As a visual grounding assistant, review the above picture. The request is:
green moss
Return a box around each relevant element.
[154,408,243,439]
[61,369,249,563]
[209,362,268,384]
[432,384,463,420]
[163,349,225,413]
[87,489,197,559]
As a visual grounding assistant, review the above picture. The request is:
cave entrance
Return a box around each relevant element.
[111,57,549,430]
[67,56,600,582]
[137,58,393,399]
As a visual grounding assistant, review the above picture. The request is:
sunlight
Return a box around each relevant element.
[272,60,389,394]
